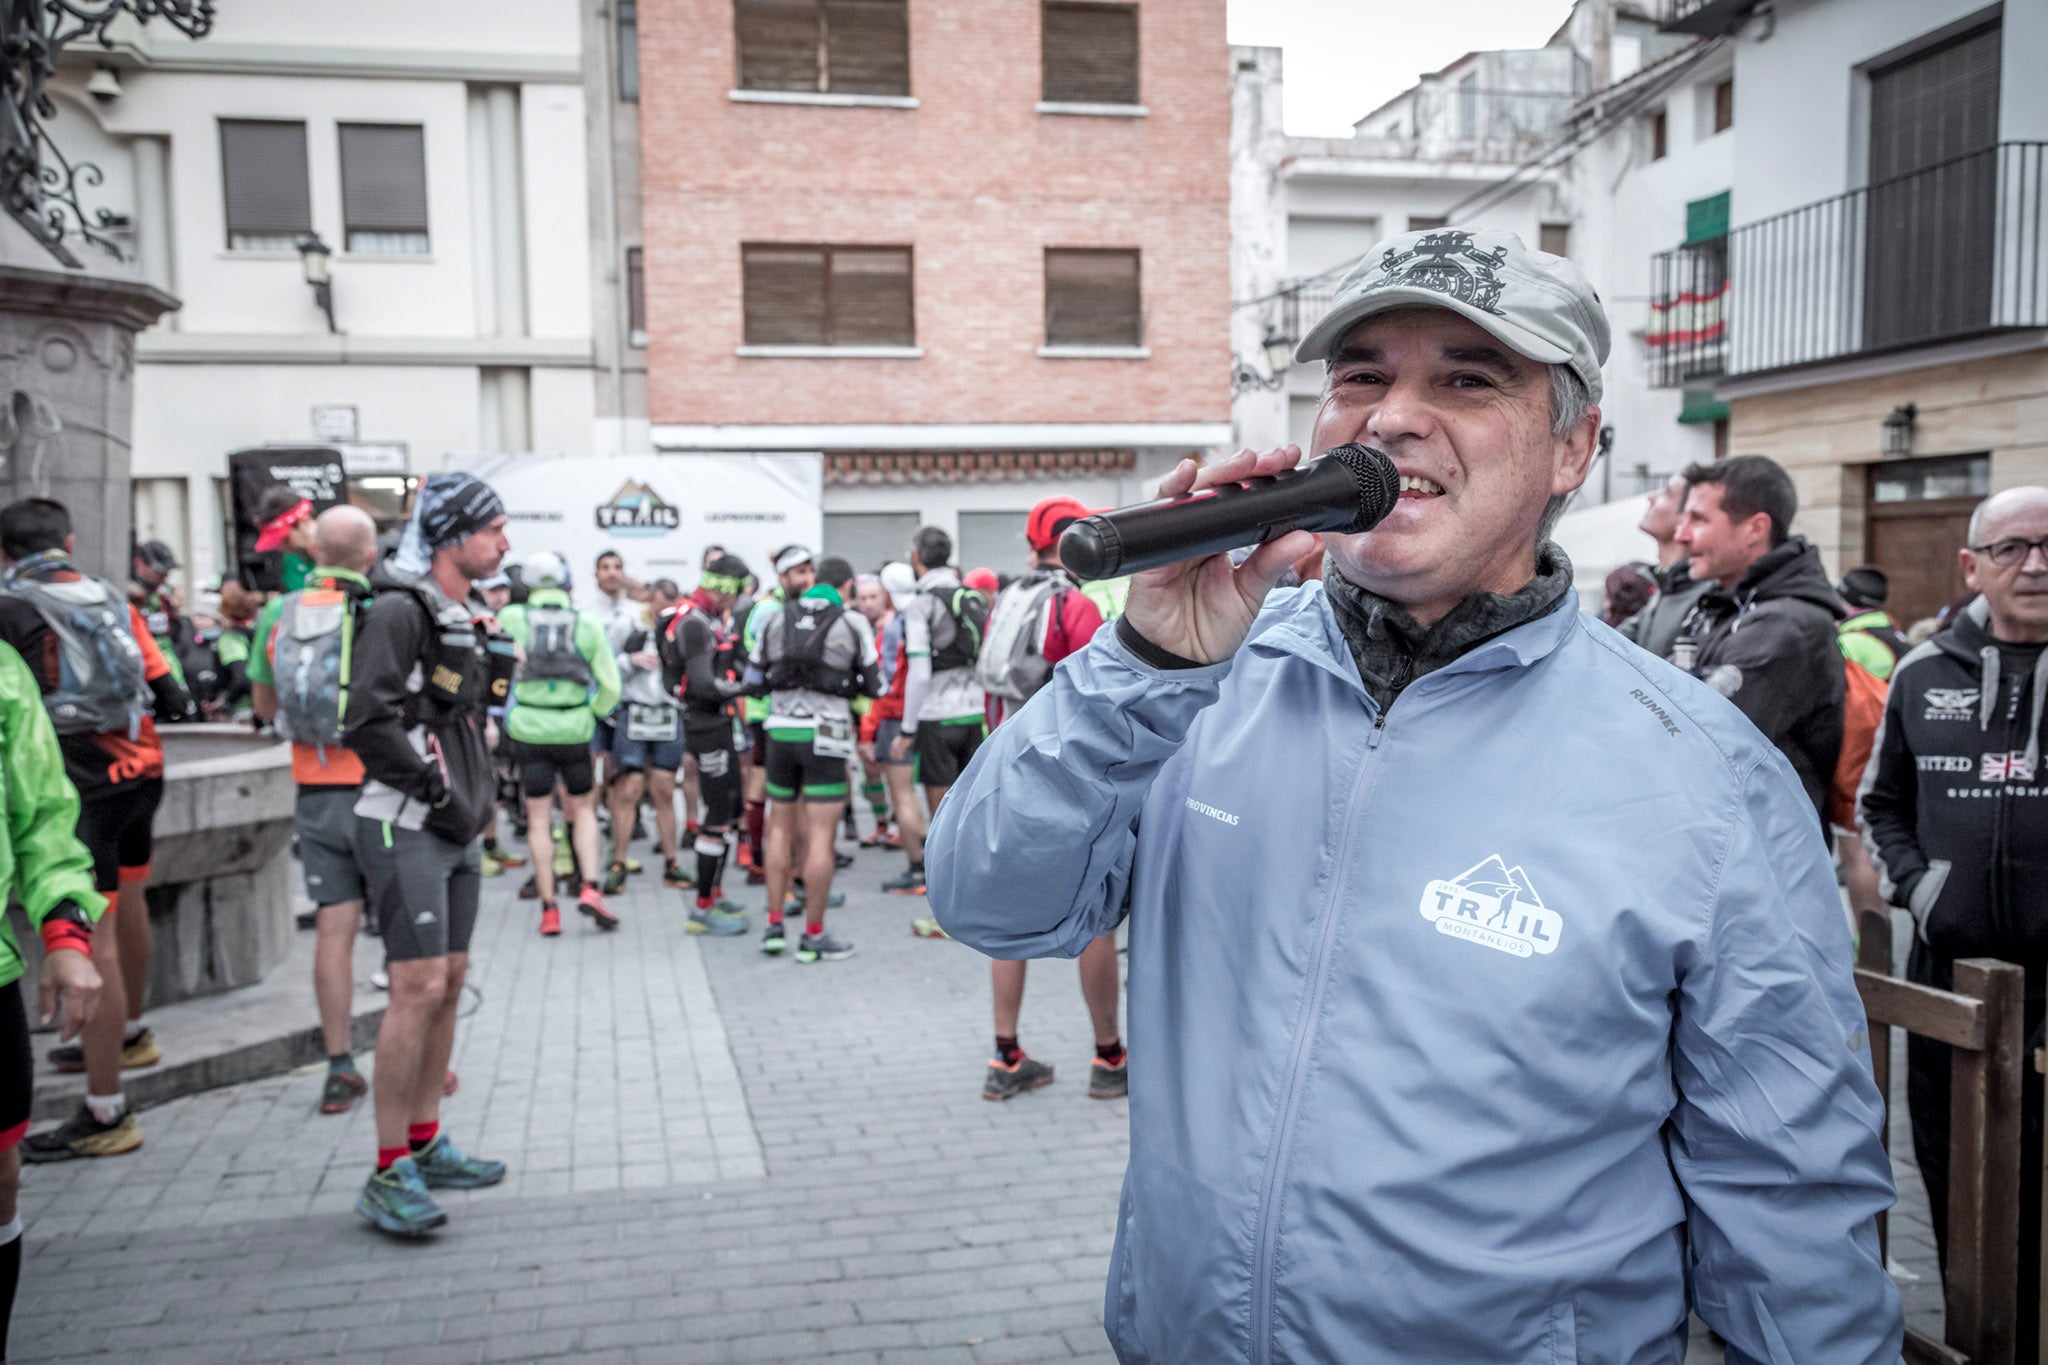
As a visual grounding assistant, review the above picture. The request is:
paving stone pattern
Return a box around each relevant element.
[9,839,1945,1363]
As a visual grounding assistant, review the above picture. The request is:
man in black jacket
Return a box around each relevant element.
[1861,484,2048,1357]
[660,555,752,936]
[344,472,513,1237]
[1672,455,1845,825]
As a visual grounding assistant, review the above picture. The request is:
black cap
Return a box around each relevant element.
[1837,566,1888,610]
[135,540,178,573]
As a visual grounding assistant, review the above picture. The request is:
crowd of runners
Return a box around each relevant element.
[0,473,1133,1299]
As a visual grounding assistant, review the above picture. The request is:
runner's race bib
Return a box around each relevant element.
[626,704,679,742]
[813,713,855,760]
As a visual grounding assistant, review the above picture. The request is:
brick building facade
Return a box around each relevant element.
[637,0,1231,574]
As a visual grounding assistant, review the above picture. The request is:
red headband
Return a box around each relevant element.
[253,498,313,552]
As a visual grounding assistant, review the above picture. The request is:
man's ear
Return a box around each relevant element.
[1549,407,1601,497]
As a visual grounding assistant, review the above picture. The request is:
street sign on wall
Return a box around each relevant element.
[450,452,824,595]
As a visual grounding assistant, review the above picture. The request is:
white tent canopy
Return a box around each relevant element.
[1551,494,1659,617]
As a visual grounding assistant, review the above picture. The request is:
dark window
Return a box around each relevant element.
[1711,78,1732,133]
[219,119,311,251]
[1406,215,1447,232]
[1538,223,1569,257]
[618,0,640,102]
[741,244,914,346]
[734,0,910,96]
[338,123,429,254]
[1045,248,1141,346]
[1648,108,1667,160]
[626,246,646,345]
[1041,2,1138,105]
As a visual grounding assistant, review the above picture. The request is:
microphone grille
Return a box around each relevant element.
[1322,443,1400,534]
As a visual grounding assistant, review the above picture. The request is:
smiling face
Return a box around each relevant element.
[1674,482,1771,587]
[1311,309,1596,624]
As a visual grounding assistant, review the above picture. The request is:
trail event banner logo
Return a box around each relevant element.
[595,480,681,538]
[1363,231,1510,316]
[1419,855,1564,959]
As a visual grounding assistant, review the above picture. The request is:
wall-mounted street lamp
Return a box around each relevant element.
[1880,403,1916,459]
[297,233,338,333]
[1232,326,1295,395]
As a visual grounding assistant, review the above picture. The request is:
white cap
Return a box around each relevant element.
[879,561,916,610]
[523,550,569,589]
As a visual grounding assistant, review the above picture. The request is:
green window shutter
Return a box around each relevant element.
[1677,388,1729,425]
[1684,191,1730,245]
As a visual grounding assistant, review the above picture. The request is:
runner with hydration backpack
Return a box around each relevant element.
[498,552,622,935]
[0,498,195,1161]
[247,505,381,1114]
[661,555,753,936]
[964,497,1126,1101]
[885,528,987,900]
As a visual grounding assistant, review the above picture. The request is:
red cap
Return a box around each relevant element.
[1026,496,1099,551]
[964,567,1000,594]
[253,498,313,552]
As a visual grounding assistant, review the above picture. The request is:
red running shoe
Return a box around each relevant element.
[578,884,620,931]
[539,902,562,937]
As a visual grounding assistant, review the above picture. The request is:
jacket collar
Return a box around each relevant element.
[1247,583,1581,699]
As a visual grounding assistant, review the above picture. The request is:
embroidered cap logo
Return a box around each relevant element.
[1362,230,1510,316]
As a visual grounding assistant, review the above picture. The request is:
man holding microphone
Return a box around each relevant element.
[928,228,1901,1362]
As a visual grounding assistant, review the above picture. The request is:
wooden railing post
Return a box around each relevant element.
[1947,959,2025,1365]
[1861,908,1895,1261]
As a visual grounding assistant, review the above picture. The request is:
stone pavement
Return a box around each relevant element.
[9,834,1945,1363]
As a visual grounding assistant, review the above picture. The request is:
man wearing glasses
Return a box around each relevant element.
[1861,484,2048,1353]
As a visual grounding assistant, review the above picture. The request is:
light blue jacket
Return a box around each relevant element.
[929,584,1902,1365]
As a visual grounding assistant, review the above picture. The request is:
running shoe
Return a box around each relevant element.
[881,867,927,896]
[745,867,767,886]
[539,902,562,937]
[518,874,541,901]
[735,843,757,871]
[683,822,699,841]
[795,931,855,964]
[47,1027,161,1074]
[411,1131,507,1189]
[356,1157,446,1236]
[372,967,389,991]
[578,884,620,931]
[687,905,749,936]
[479,847,504,877]
[552,832,576,879]
[833,851,855,870]
[21,1105,142,1161]
[320,1069,369,1115]
[760,921,787,956]
[1089,1056,1130,1100]
[784,888,847,913]
[621,853,645,875]
[859,824,899,850]
[910,916,949,940]
[602,861,629,895]
[296,907,320,930]
[982,1055,1055,1101]
[483,839,526,869]
[663,859,695,888]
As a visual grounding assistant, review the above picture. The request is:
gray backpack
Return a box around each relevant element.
[975,570,1066,702]
[269,585,356,754]
[0,574,150,737]
[518,603,591,687]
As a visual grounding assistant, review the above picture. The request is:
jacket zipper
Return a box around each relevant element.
[1249,700,1386,1365]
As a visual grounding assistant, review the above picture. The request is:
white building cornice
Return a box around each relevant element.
[137,333,595,367]
[96,42,582,85]
[652,422,1233,451]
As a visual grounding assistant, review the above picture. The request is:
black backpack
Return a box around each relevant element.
[767,597,860,698]
[927,586,989,672]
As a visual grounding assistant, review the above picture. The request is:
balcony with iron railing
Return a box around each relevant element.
[1647,142,2048,388]
[1654,0,1763,37]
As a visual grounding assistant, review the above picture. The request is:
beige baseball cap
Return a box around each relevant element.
[1295,227,1611,403]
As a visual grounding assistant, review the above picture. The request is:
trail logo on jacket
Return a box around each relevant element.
[1925,688,1979,721]
[1419,855,1563,958]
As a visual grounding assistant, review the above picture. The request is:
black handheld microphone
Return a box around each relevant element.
[1058,443,1400,581]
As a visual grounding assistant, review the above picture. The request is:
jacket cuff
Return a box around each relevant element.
[1115,616,1210,671]
[1892,868,1925,910]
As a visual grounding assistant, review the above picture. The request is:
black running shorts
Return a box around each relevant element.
[764,736,849,804]
[75,777,165,895]
[913,721,984,791]
[352,821,482,962]
[0,981,30,1152]
[687,728,743,829]
[296,785,365,906]
[515,741,596,799]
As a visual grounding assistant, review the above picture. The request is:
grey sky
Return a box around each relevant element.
[1226,0,1579,136]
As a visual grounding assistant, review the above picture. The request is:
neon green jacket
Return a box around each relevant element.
[499,588,621,746]
[1838,610,1901,681]
[0,642,104,990]
[741,587,786,724]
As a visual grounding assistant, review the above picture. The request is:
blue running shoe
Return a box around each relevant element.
[357,1157,446,1236]
[411,1132,507,1189]
[688,904,749,936]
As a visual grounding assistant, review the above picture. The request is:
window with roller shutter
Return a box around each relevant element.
[1041,2,1138,106]
[1044,249,1141,347]
[338,123,429,255]
[734,0,909,96]
[219,119,311,252]
[742,244,914,347]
